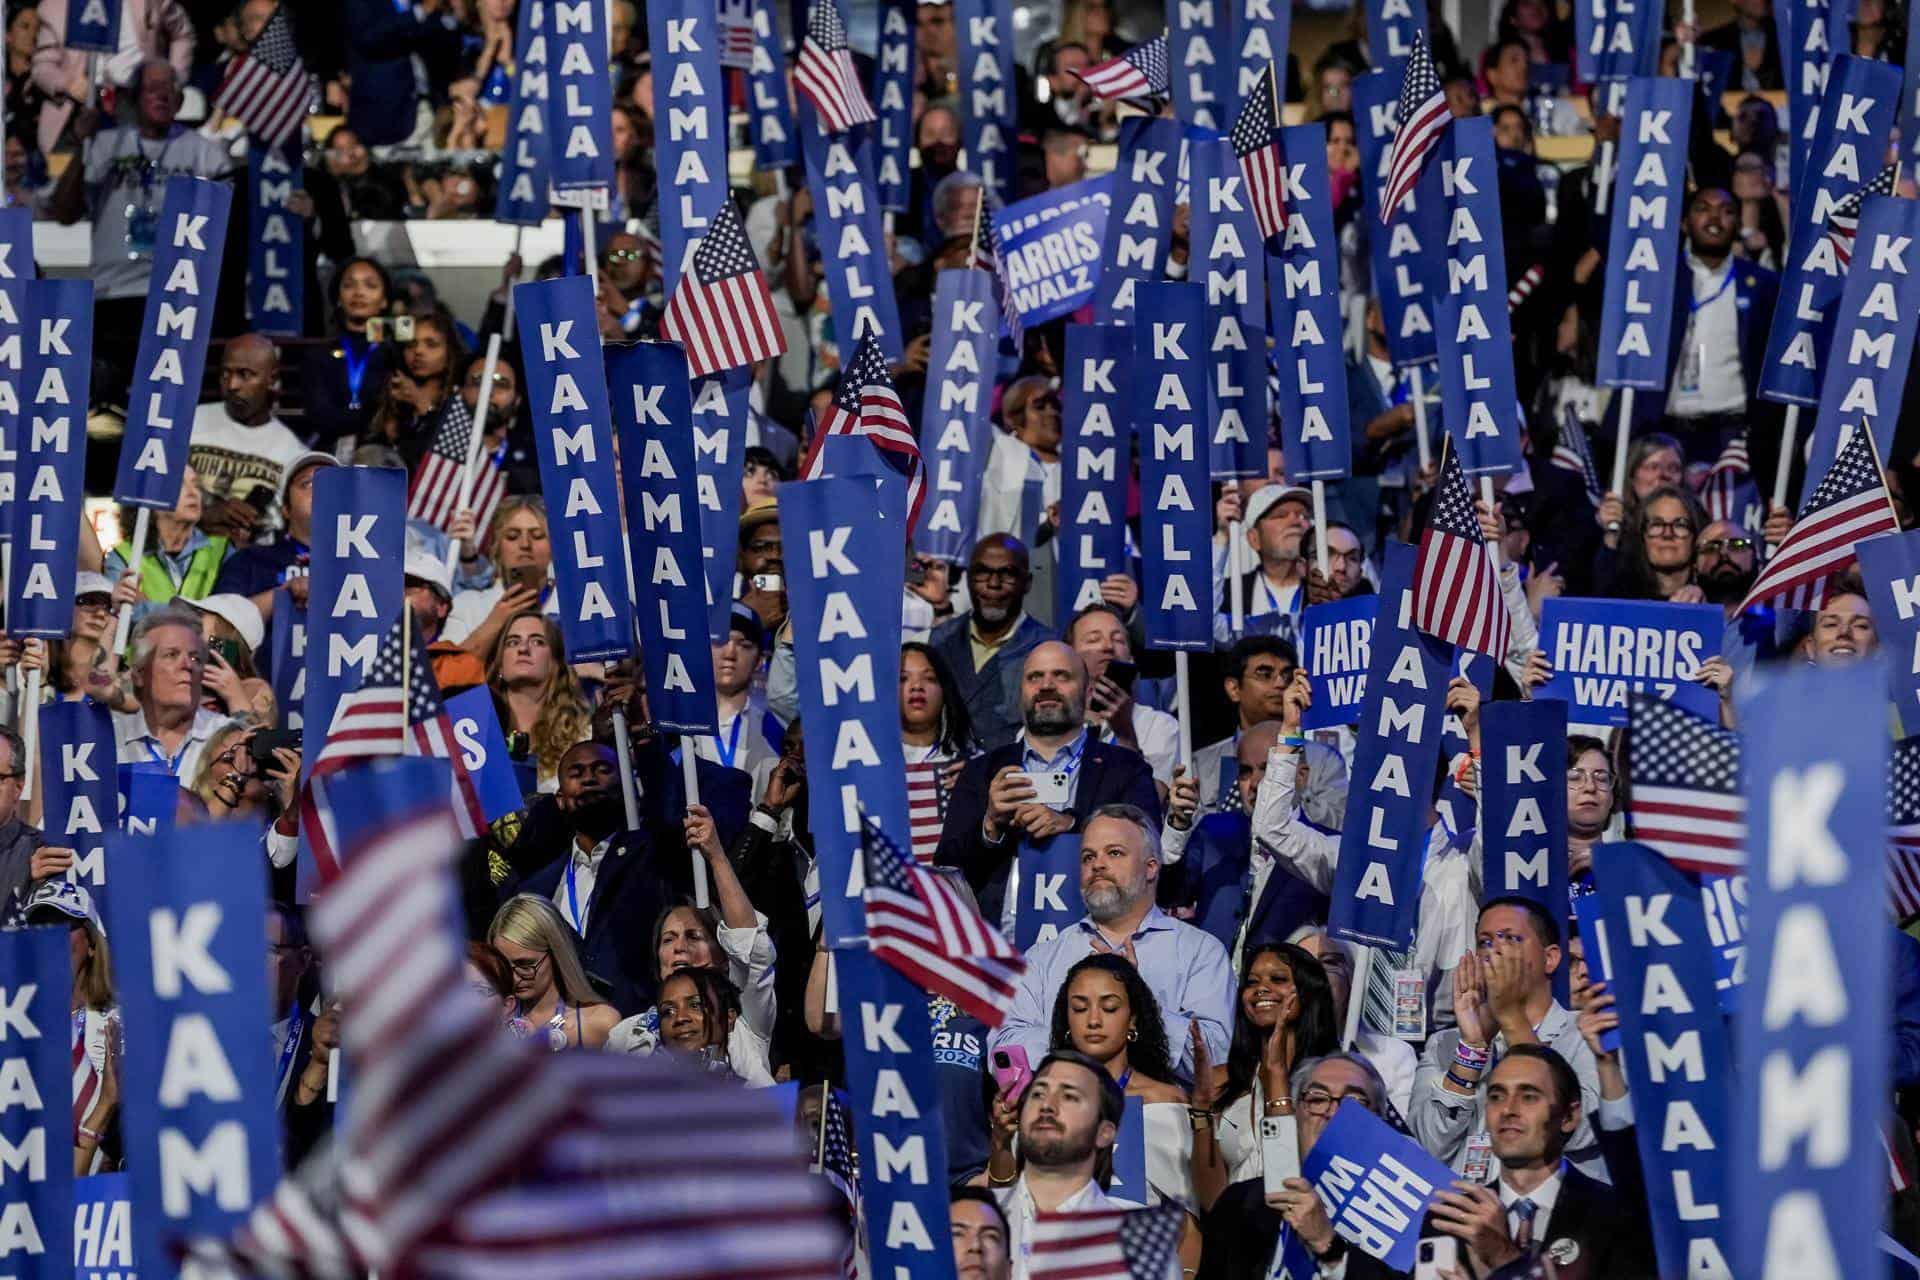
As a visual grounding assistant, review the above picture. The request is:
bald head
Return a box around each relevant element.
[1021,641,1087,738]
[220,334,281,425]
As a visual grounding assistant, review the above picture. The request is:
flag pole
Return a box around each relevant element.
[443,334,504,582]
[1859,419,1901,532]
[683,739,710,907]
[503,227,524,342]
[108,507,152,663]
[1342,946,1371,1049]
[1608,387,1636,532]
[1770,403,1802,533]
[1310,480,1331,578]
[1228,519,1245,636]
[19,667,38,802]
[1680,0,1697,78]
[1409,365,1433,471]
[1174,651,1193,772]
[399,601,412,751]
[1479,475,1500,569]
[812,1086,830,1172]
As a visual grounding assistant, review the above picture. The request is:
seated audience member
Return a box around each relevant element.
[115,605,225,783]
[487,894,622,1050]
[928,533,1054,750]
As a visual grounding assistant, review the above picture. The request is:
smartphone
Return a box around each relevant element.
[211,637,245,669]
[1027,770,1072,807]
[1414,1237,1463,1280]
[241,485,274,515]
[1104,659,1138,694]
[751,573,783,592]
[1259,1113,1300,1193]
[366,316,387,342]
[505,563,545,593]
[251,728,302,761]
[393,314,416,342]
[990,1046,1033,1100]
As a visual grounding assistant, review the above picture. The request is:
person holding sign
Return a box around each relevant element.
[113,605,225,781]
[1217,484,1314,646]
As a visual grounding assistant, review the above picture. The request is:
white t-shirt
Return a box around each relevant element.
[189,402,309,528]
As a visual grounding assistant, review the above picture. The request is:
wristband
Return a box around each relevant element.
[1454,1039,1493,1070]
[77,1124,105,1143]
[1444,1069,1481,1092]
[1280,734,1308,749]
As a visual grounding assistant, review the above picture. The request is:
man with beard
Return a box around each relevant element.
[937,642,1162,926]
[502,741,676,1014]
[987,804,1231,1076]
[984,1050,1139,1269]
[928,535,1054,750]
[1693,517,1793,671]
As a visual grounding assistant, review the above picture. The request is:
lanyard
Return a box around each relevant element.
[1115,1066,1133,1092]
[145,734,191,774]
[1028,732,1088,780]
[1689,267,1736,316]
[714,712,746,770]
[564,854,589,933]
[340,338,376,410]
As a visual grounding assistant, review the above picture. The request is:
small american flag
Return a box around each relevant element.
[661,197,787,377]
[1628,694,1746,875]
[1229,63,1288,243]
[214,3,315,147]
[718,0,757,69]
[815,1087,860,1208]
[860,813,1023,1027]
[1737,429,1899,614]
[1030,1202,1187,1280]
[407,393,506,551]
[795,0,876,133]
[798,336,926,532]
[904,758,951,863]
[1703,433,1753,524]
[969,197,1025,347]
[1889,737,1920,925]
[1826,163,1901,267]
[1075,34,1170,103]
[1380,33,1449,224]
[1550,407,1604,506]
[1413,446,1510,660]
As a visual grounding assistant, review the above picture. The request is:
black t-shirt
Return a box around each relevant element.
[930,998,991,1187]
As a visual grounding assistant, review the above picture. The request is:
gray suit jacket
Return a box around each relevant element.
[0,816,49,918]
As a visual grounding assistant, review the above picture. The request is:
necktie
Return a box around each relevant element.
[1512,1196,1538,1253]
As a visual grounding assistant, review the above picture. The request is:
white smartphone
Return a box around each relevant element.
[1259,1114,1300,1194]
[1027,770,1073,806]
[750,573,783,592]
[1414,1237,1463,1280]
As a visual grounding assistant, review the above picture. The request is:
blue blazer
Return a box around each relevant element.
[927,612,1054,751]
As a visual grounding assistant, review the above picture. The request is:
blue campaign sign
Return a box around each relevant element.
[1788,0,1840,179]
[1597,77,1692,391]
[1590,841,1736,1279]
[62,0,120,50]
[1058,324,1131,620]
[10,279,91,639]
[869,0,913,205]
[72,1173,137,1279]
[1734,661,1890,1280]
[693,368,751,644]
[1170,0,1231,131]
[1109,1094,1149,1205]
[517,277,636,662]
[648,0,727,292]
[914,270,1000,564]
[1303,1099,1455,1270]
[1804,196,1920,499]
[1906,12,1920,170]
[610,341,719,734]
[1364,0,1429,77]
[110,821,279,1272]
[1858,530,1920,725]
[953,0,1017,204]
[799,109,904,361]
[545,0,615,195]
[304,466,405,782]
[495,0,552,225]
[1190,136,1263,331]
[443,686,525,821]
[247,142,304,337]
[834,946,956,1280]
[1332,543,1450,949]
[1268,123,1352,483]
[0,926,73,1280]
[1430,118,1521,477]
[1093,117,1181,324]
[269,586,306,729]
[1480,700,1569,926]
[1537,597,1723,727]
[994,176,1112,328]
[1700,870,1748,1013]
[1207,314,1268,482]
[781,477,912,947]
[1571,892,1621,1053]
[1575,0,1662,84]
[1013,832,1082,950]
[750,0,800,173]
[119,764,177,845]
[114,176,232,509]
[1761,55,1901,407]
[1234,0,1292,117]
[0,205,29,543]
[39,699,118,890]
[1354,71,1441,369]
[1134,284,1213,652]
[1301,596,1379,730]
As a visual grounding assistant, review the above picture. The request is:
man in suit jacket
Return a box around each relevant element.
[342,0,467,147]
[935,641,1161,927]
[928,533,1054,750]
[1432,1045,1657,1280]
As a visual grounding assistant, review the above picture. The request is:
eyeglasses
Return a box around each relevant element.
[1029,393,1061,410]
[1298,1086,1377,1116]
[1645,518,1696,537]
[605,248,647,263]
[506,954,549,978]
[968,565,1024,584]
[1698,537,1756,558]
[746,537,782,555]
[1567,768,1613,789]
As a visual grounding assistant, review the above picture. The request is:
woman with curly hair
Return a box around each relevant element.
[486,612,590,792]
[1187,942,1339,1209]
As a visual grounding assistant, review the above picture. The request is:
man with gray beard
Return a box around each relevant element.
[985,804,1232,1076]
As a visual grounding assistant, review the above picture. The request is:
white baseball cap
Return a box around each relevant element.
[1242,484,1314,530]
[187,594,265,651]
[404,548,454,601]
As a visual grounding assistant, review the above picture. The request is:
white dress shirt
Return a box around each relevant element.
[554,835,613,935]
[1667,254,1745,416]
[1499,1160,1568,1245]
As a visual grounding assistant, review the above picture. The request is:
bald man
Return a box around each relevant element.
[191,334,308,544]
[935,640,1163,929]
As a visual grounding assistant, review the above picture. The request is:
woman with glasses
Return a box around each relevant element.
[1603,485,1710,602]
[485,613,590,793]
[488,895,620,1049]
[1566,735,1621,892]
[1593,433,1685,552]
[1188,943,1339,1210]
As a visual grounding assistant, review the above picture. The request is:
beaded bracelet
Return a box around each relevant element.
[77,1124,105,1144]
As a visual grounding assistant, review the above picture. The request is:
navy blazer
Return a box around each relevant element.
[927,612,1054,751]
[934,737,1162,926]
[507,830,670,1017]
[1158,811,1328,958]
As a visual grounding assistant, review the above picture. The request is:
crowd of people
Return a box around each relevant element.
[1,0,1916,1275]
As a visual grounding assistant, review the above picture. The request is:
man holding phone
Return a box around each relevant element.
[1066,603,1179,791]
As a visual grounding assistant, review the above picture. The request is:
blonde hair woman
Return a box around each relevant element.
[488,895,620,1049]
[24,883,120,1173]
[447,496,554,656]
[486,612,591,791]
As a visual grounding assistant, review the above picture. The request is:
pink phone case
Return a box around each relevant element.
[991,1046,1033,1099]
